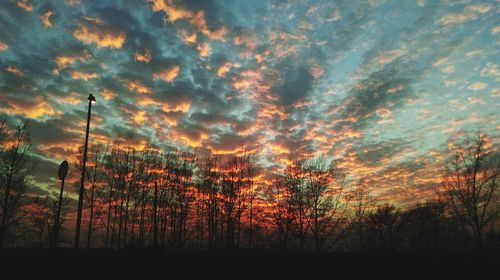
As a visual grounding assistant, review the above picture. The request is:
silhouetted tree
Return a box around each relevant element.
[400,201,448,251]
[197,151,222,249]
[303,157,349,251]
[366,204,401,251]
[75,142,108,248]
[269,158,349,251]
[349,179,374,251]
[0,122,34,247]
[440,131,500,250]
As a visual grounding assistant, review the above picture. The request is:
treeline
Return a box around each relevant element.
[1,121,499,252]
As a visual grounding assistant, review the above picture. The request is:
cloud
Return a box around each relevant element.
[468,96,484,105]
[0,97,56,119]
[216,62,234,77]
[73,23,126,49]
[492,26,500,35]
[149,1,227,41]
[464,4,492,14]
[149,0,194,23]
[127,80,152,94]
[189,11,227,41]
[134,49,152,63]
[440,12,477,25]
[206,132,262,155]
[439,4,491,26]
[181,32,197,45]
[492,88,500,98]
[5,66,25,77]
[40,10,56,28]
[480,63,500,79]
[170,127,208,147]
[58,92,82,105]
[0,42,8,51]
[153,65,180,82]
[196,42,211,58]
[468,82,488,91]
[17,0,32,12]
[100,88,117,100]
[70,71,99,81]
[53,51,91,74]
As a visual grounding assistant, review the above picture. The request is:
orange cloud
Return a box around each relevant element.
[65,0,80,6]
[182,32,197,45]
[162,114,179,126]
[208,146,250,156]
[53,51,91,74]
[17,0,32,12]
[269,144,290,155]
[127,81,152,94]
[216,62,233,77]
[310,64,324,80]
[387,84,404,94]
[196,43,211,58]
[40,10,56,28]
[233,79,251,90]
[233,35,256,49]
[82,16,103,24]
[190,11,227,41]
[171,130,208,147]
[232,70,263,90]
[149,1,227,41]
[59,92,82,105]
[0,97,56,118]
[133,111,147,124]
[379,50,404,65]
[255,50,271,63]
[6,66,25,77]
[136,96,161,107]
[70,71,99,81]
[162,101,191,113]
[73,25,126,49]
[0,42,8,51]
[153,65,180,82]
[100,89,117,100]
[134,49,152,63]
[149,0,193,23]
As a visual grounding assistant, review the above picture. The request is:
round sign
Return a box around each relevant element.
[58,160,69,180]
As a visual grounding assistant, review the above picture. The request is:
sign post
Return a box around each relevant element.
[51,160,68,248]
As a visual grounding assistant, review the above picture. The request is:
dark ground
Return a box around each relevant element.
[1,249,498,279]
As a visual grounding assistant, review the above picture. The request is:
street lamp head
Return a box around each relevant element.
[88,94,96,103]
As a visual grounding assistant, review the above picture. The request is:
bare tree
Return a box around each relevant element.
[440,131,500,250]
[349,179,374,251]
[366,203,401,251]
[304,157,349,252]
[75,142,108,248]
[269,173,295,251]
[197,151,222,249]
[0,122,34,247]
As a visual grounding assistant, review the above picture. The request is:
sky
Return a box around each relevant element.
[0,0,499,205]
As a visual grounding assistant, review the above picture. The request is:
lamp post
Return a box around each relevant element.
[74,94,96,249]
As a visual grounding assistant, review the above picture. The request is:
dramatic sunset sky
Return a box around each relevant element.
[0,0,499,205]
